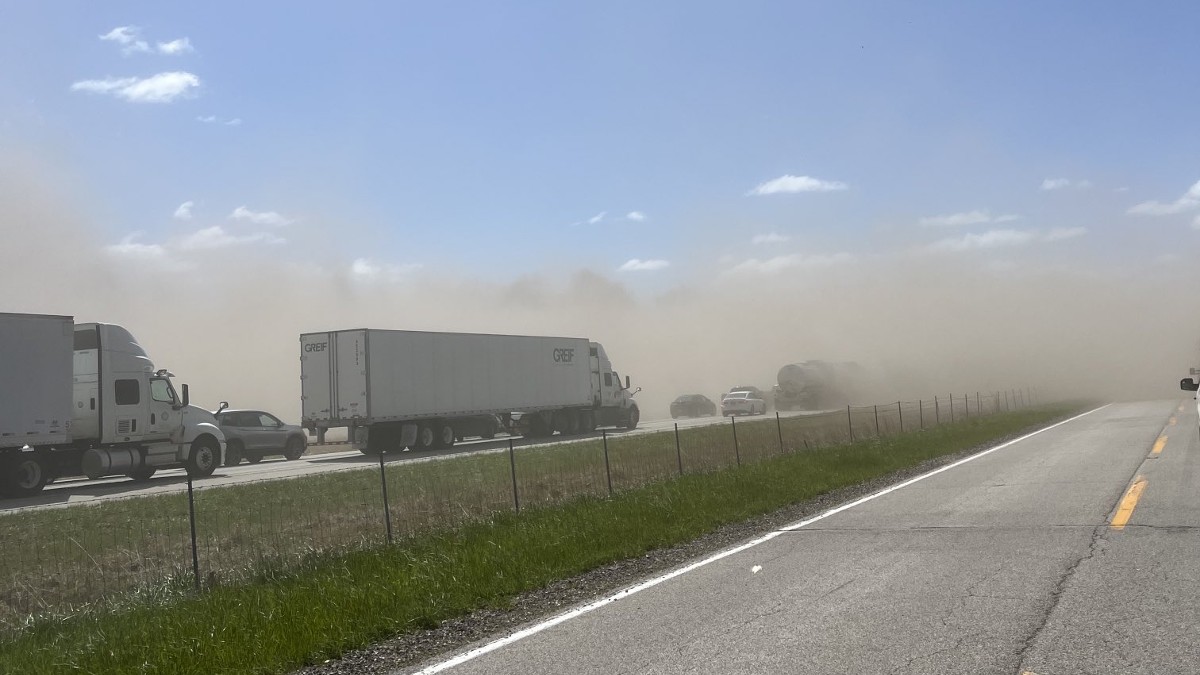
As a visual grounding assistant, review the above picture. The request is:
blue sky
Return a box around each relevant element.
[3,1,1199,287]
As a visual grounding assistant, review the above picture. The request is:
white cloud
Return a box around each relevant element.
[919,210,1020,227]
[625,211,646,222]
[350,258,422,283]
[928,227,1087,253]
[1041,178,1092,191]
[747,175,849,196]
[230,206,293,227]
[929,229,1037,252]
[99,26,150,55]
[157,38,193,55]
[173,200,194,220]
[617,258,670,272]
[1043,226,1087,242]
[751,232,790,245]
[1193,214,1200,230]
[178,226,285,250]
[588,212,606,225]
[197,115,242,126]
[724,252,854,275]
[106,232,167,259]
[71,72,200,103]
[1127,180,1200,216]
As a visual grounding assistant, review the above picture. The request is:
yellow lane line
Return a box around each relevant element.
[1152,435,1167,456]
[1111,476,1148,530]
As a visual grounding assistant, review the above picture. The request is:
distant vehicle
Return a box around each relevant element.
[773,361,868,411]
[728,385,769,407]
[300,329,641,454]
[0,313,224,497]
[215,406,307,465]
[670,394,717,418]
[721,391,766,416]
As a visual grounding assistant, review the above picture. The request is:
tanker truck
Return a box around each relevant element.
[300,328,641,454]
[772,361,867,411]
[0,313,226,497]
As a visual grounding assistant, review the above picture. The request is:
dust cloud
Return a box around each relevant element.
[3,158,1198,422]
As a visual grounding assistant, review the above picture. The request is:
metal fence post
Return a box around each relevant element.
[378,452,394,545]
[919,399,924,429]
[731,415,741,466]
[674,423,683,476]
[847,405,854,442]
[976,392,981,416]
[897,401,903,433]
[602,430,613,496]
[775,412,785,454]
[508,439,520,512]
[187,476,200,591]
[949,393,955,423]
[873,404,880,437]
[934,396,940,424]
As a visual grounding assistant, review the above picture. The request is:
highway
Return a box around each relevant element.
[0,410,816,513]
[405,400,1200,675]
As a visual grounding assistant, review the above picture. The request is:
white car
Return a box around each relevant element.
[721,391,766,416]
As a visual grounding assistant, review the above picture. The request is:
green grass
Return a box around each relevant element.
[0,403,1082,674]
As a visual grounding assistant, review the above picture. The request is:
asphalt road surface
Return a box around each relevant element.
[405,400,1200,675]
[0,410,817,513]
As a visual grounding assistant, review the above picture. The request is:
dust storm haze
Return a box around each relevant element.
[3,157,1198,422]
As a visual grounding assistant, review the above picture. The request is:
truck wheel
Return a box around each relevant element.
[580,410,596,433]
[623,406,640,430]
[246,454,263,464]
[565,410,581,435]
[129,466,157,482]
[186,438,220,478]
[2,453,49,497]
[436,424,456,449]
[224,441,244,466]
[415,423,436,450]
[283,437,306,461]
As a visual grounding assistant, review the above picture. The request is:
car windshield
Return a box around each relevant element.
[725,393,749,400]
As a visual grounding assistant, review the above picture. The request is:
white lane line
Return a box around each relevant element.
[411,404,1110,674]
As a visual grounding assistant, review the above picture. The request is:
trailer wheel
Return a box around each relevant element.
[186,437,220,478]
[415,423,436,450]
[129,466,157,482]
[435,423,456,449]
[2,452,49,497]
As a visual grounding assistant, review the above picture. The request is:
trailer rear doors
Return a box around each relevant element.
[300,330,369,424]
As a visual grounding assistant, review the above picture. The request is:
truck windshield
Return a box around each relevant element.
[150,377,177,404]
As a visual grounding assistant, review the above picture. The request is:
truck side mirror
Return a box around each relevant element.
[181,383,190,406]
[1181,378,1199,392]
[625,375,630,389]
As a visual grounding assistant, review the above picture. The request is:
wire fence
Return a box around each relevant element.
[0,387,1037,634]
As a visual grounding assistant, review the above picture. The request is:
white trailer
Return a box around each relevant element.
[0,313,226,497]
[300,329,641,454]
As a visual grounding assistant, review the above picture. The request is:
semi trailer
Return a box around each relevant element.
[0,313,225,497]
[773,360,868,411]
[299,328,641,454]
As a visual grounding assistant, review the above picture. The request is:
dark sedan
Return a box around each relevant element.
[670,394,718,419]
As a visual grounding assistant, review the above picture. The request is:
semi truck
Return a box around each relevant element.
[0,313,226,497]
[299,328,641,454]
[772,360,867,411]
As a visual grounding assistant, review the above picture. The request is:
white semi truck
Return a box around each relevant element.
[300,329,641,454]
[0,313,226,497]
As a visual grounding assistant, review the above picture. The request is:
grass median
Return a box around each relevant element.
[0,403,1083,674]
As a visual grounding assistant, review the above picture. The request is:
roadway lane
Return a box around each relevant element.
[407,401,1192,675]
[1018,399,1200,674]
[0,411,816,513]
